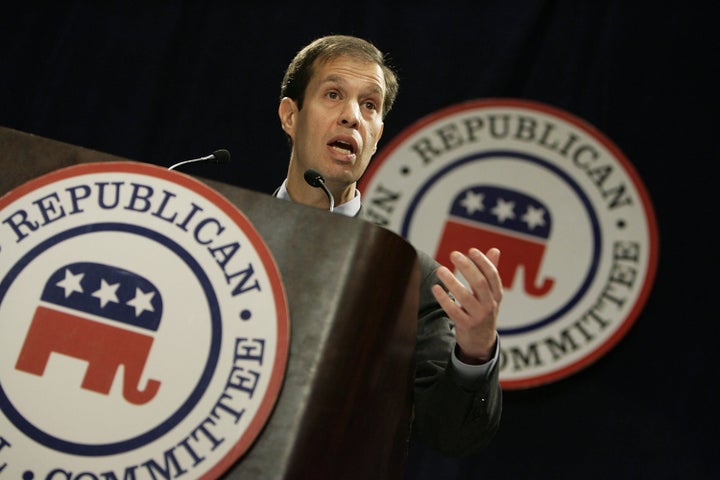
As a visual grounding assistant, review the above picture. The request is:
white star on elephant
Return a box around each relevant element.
[92,278,120,308]
[126,288,156,317]
[56,268,85,298]
[491,198,516,223]
[521,205,547,230]
[460,190,485,214]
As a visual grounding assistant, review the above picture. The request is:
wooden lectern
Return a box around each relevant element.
[0,126,420,479]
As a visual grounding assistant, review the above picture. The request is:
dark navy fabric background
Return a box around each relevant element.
[1,2,715,478]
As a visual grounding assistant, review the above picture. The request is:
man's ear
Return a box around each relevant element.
[279,97,298,137]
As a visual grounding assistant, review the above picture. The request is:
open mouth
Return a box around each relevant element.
[328,140,355,155]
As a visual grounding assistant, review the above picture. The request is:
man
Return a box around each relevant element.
[275,35,502,456]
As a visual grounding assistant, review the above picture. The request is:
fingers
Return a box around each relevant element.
[431,282,465,320]
[466,248,503,302]
[432,248,503,362]
[485,247,501,268]
[448,248,502,304]
[432,247,503,315]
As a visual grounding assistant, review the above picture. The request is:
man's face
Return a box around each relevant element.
[281,56,386,189]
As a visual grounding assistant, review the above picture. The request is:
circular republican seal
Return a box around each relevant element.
[0,162,289,477]
[360,98,658,389]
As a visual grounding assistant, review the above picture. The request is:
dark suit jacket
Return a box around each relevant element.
[273,188,502,456]
[357,207,502,457]
[410,248,502,457]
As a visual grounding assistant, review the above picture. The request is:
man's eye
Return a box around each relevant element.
[327,91,339,99]
[365,101,377,110]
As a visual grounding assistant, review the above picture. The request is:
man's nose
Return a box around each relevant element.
[339,101,360,128]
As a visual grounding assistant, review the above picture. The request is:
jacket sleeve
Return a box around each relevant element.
[410,249,503,457]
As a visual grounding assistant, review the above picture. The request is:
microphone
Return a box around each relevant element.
[303,168,334,212]
[168,149,231,171]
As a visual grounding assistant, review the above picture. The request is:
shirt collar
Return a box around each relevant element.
[275,179,362,217]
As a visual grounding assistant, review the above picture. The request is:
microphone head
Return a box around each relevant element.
[303,168,325,188]
[212,149,231,164]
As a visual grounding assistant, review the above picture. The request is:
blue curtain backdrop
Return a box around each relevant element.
[1,1,716,478]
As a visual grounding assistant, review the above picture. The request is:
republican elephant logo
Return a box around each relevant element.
[15,262,163,405]
[434,185,555,297]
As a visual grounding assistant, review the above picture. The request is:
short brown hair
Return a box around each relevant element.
[280,35,399,118]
